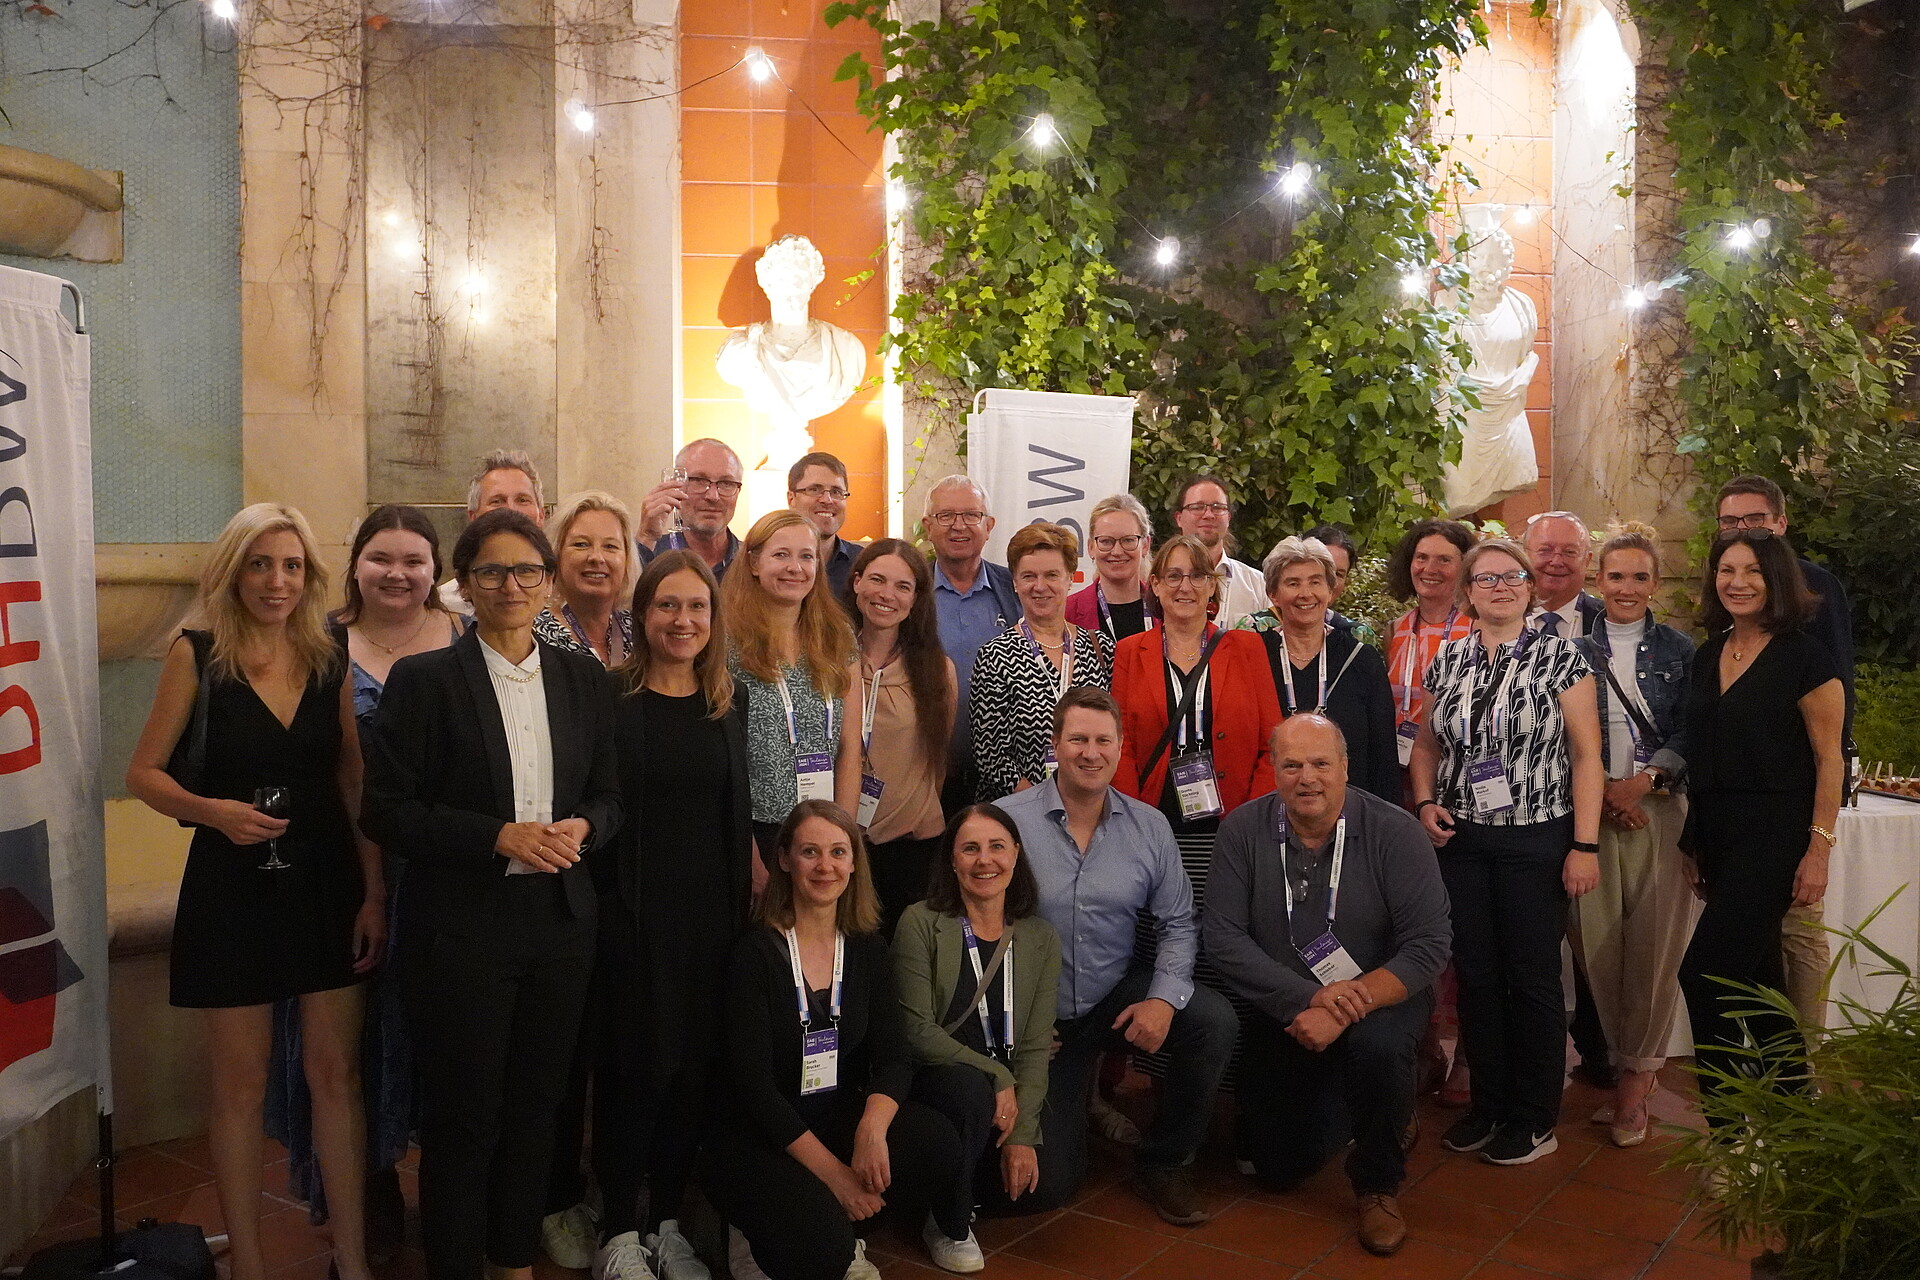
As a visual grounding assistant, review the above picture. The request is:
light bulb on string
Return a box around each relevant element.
[208,0,237,20]
[1725,224,1756,251]
[1154,237,1180,268]
[1510,204,1536,226]
[565,100,595,133]
[1625,285,1649,310]
[1029,114,1057,150]
[744,47,774,83]
[1400,269,1427,298]
[1278,163,1311,198]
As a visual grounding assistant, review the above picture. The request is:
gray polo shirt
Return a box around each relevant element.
[1203,786,1451,1025]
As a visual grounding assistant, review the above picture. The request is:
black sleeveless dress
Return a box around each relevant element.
[169,632,364,1008]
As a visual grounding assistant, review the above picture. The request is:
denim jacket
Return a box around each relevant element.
[1574,619,1695,788]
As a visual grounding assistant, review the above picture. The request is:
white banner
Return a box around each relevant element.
[965,388,1137,579]
[0,264,106,1141]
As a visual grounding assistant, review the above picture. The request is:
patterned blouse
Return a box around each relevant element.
[533,606,634,668]
[729,650,846,825]
[1387,607,1475,736]
[969,621,1114,801]
[1423,630,1590,826]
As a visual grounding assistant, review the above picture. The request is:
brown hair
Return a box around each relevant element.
[788,450,848,490]
[338,504,446,626]
[1700,530,1817,634]
[615,550,733,718]
[1715,473,1786,518]
[1006,521,1080,575]
[1386,519,1476,601]
[1051,684,1124,738]
[754,800,881,935]
[722,510,855,698]
[844,539,952,770]
[197,503,341,684]
[1456,537,1536,618]
[1149,533,1222,609]
[1596,520,1663,580]
[452,508,556,578]
[922,803,1040,920]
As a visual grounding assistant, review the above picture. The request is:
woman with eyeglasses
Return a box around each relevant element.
[970,522,1114,801]
[842,539,956,933]
[1066,493,1155,642]
[1677,529,1842,1132]
[534,491,637,668]
[1256,537,1398,803]
[361,508,622,1280]
[1409,537,1602,1168]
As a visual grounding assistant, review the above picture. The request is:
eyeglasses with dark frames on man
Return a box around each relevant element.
[792,483,850,502]
[1715,511,1775,531]
[684,474,744,497]
[1178,502,1232,517]
[928,510,987,528]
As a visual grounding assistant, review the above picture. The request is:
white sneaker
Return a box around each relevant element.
[921,1215,986,1274]
[727,1227,772,1280]
[844,1239,883,1280]
[543,1201,602,1271]
[592,1231,657,1280]
[644,1220,710,1280]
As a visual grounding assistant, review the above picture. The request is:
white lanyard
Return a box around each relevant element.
[1276,811,1347,933]
[784,927,844,1027]
[1396,609,1459,722]
[776,670,834,749]
[1281,628,1332,715]
[1021,619,1074,698]
[1458,633,1530,752]
[1163,625,1217,750]
[959,918,1015,1054]
[861,661,887,755]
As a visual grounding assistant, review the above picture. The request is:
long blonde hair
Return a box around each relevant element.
[197,503,340,682]
[722,510,853,698]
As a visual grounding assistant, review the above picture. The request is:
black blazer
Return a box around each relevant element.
[361,628,622,932]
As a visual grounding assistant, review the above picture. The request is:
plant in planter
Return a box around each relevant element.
[1676,908,1920,1278]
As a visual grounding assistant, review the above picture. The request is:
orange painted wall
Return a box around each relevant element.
[680,0,890,539]
[1437,3,1555,527]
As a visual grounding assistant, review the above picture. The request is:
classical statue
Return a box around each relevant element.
[716,235,869,471]
[1441,212,1541,517]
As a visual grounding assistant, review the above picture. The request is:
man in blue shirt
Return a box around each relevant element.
[926,474,1022,814]
[635,437,744,579]
[998,688,1237,1226]
[787,450,865,600]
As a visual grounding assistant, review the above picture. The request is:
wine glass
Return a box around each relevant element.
[662,466,688,534]
[253,786,292,870]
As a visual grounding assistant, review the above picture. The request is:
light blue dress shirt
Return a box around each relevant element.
[935,560,1020,767]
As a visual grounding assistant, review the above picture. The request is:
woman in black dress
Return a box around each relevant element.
[1679,530,1843,1122]
[586,550,753,1280]
[127,503,383,1280]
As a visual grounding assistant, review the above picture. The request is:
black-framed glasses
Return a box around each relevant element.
[1469,569,1532,589]
[928,510,987,528]
[1092,534,1144,552]
[1715,512,1774,531]
[470,562,550,590]
[1179,501,1232,516]
[684,474,744,497]
[793,483,850,502]
[1715,526,1776,543]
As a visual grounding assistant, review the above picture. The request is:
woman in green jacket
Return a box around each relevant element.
[893,804,1063,1223]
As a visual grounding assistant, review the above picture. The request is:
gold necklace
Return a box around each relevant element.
[359,610,432,655]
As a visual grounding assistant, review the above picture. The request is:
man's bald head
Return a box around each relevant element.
[1271,714,1348,830]
[1272,713,1347,761]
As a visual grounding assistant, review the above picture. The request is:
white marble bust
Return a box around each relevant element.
[1441,215,1541,516]
[716,235,869,469]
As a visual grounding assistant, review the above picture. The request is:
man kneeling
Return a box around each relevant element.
[1204,714,1451,1256]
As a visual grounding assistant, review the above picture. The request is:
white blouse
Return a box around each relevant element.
[481,639,554,873]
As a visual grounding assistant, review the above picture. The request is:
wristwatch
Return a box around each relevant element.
[1638,765,1667,794]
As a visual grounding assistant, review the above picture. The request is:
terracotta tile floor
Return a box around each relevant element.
[10,1070,1759,1280]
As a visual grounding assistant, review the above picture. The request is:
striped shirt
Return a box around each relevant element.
[1387,607,1475,733]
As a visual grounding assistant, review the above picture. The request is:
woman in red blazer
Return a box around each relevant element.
[1112,535,1283,824]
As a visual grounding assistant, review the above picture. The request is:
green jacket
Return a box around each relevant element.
[890,902,1061,1148]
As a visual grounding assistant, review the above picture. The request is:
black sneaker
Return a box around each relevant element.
[1441,1112,1499,1153]
[1482,1127,1559,1165]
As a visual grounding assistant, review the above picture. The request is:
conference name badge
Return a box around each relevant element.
[1170,752,1223,821]
[800,1027,839,1095]
[857,773,885,827]
[1300,932,1363,985]
[1042,741,1058,780]
[1466,756,1515,814]
[796,752,835,802]
[1396,720,1419,767]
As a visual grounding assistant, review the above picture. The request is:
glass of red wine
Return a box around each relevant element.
[253,786,292,870]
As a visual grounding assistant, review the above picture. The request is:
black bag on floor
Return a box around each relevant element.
[22,1221,215,1280]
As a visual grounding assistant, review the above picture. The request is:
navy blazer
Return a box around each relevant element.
[361,628,622,933]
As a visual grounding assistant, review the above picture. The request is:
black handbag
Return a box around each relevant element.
[163,630,214,827]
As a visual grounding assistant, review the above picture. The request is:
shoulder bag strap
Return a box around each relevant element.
[941,935,1011,1037]
[1136,629,1226,790]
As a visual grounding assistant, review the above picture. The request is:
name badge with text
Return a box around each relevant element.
[800,1027,839,1095]
[1396,720,1419,767]
[796,752,834,802]
[1466,756,1515,814]
[1300,932,1364,985]
[857,773,884,827]
[1170,752,1223,821]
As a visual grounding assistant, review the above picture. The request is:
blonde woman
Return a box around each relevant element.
[1066,493,1154,641]
[723,509,863,861]
[127,503,383,1280]
[536,490,638,667]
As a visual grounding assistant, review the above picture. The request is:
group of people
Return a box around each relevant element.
[126,436,1853,1280]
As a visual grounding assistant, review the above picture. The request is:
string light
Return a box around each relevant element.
[1625,285,1649,309]
[1278,162,1311,198]
[1510,204,1536,226]
[1154,237,1180,267]
[744,47,774,83]
[1908,235,1920,257]
[1029,113,1059,151]
[886,180,909,218]
[565,100,595,133]
[208,0,237,19]
[1725,224,1756,250]
[1400,269,1427,297]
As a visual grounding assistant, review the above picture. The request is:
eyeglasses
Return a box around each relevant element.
[928,510,987,528]
[1715,512,1775,531]
[1179,502,1232,516]
[1157,570,1216,587]
[684,474,743,497]
[793,484,850,502]
[1469,569,1532,589]
[470,563,550,590]
[1092,534,1144,552]
[1716,526,1776,543]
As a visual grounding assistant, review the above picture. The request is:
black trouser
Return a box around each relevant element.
[868,835,941,938]
[1036,963,1238,1210]
[1439,815,1572,1135]
[404,876,595,1280]
[1236,994,1429,1196]
[909,1063,1048,1222]
[703,1097,965,1280]
[1569,963,1612,1072]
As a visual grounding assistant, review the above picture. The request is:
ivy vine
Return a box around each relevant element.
[828,0,1486,557]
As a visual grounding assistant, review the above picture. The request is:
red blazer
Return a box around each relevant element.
[1112,628,1281,814]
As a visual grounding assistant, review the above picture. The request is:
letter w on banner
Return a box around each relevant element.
[0,263,106,1142]
[965,389,1136,581]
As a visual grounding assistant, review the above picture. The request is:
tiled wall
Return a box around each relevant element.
[1437,3,1556,526]
[679,0,889,538]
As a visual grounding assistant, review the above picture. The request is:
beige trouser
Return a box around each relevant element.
[1781,900,1831,1037]
[1569,791,1693,1072]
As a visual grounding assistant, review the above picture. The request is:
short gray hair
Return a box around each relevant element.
[678,437,744,477]
[923,473,991,519]
[1088,493,1153,540]
[467,449,545,515]
[1261,536,1336,596]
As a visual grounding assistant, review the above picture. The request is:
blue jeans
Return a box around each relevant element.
[1034,963,1237,1209]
